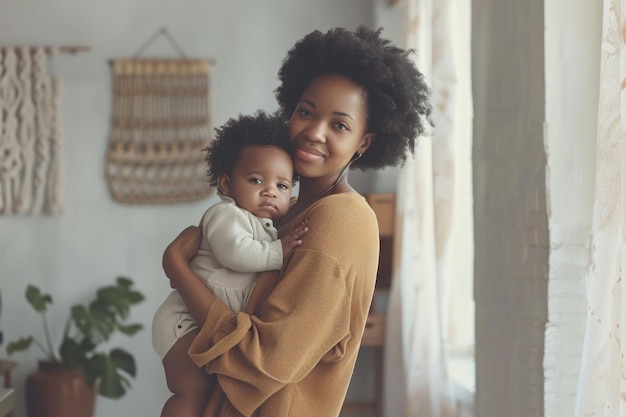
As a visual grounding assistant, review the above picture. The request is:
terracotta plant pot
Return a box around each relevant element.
[25,360,96,417]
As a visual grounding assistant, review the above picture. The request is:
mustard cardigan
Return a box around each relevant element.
[189,193,380,417]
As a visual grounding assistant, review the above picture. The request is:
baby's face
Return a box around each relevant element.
[225,145,294,220]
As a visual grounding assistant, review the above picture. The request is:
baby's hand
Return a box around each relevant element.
[281,220,309,259]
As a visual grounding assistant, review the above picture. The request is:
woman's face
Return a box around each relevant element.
[288,74,374,180]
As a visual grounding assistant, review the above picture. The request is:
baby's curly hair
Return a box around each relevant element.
[275,25,432,170]
[204,110,293,187]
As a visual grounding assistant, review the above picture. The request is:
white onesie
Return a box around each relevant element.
[151,196,283,359]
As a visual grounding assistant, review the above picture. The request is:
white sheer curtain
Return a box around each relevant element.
[574,1,626,415]
[383,0,473,416]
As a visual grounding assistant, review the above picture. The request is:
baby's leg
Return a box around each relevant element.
[160,330,214,417]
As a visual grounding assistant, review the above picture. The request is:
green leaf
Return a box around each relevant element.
[112,278,144,306]
[59,338,83,369]
[116,276,133,288]
[59,337,95,370]
[127,291,144,304]
[6,336,33,355]
[116,323,143,336]
[25,285,52,313]
[97,287,128,317]
[110,348,137,377]
[70,305,92,336]
[97,355,128,399]
[84,354,106,389]
[71,304,115,343]
[80,349,138,399]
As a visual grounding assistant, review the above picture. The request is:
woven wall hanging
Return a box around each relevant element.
[106,30,215,205]
[0,47,64,215]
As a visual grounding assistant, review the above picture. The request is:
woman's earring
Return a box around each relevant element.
[350,152,363,164]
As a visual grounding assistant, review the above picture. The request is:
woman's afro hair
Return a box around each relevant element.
[275,25,432,170]
[204,110,293,187]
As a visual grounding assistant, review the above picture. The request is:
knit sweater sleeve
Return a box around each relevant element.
[188,194,378,416]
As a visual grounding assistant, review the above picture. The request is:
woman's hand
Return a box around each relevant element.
[163,225,202,288]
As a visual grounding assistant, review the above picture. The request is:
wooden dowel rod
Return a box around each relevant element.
[0,46,91,54]
[107,57,216,66]
[58,46,91,54]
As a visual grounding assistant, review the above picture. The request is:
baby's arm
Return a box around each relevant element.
[206,204,283,272]
[280,220,309,261]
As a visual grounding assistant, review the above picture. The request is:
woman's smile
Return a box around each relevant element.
[294,145,326,162]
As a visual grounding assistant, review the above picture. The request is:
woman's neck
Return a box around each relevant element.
[298,177,341,200]
[300,165,354,199]
[278,170,353,228]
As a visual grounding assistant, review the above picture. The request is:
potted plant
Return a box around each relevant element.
[6,276,144,417]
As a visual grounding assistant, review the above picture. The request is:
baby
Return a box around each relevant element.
[152,111,306,417]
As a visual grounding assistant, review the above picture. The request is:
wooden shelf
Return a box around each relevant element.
[0,361,16,388]
[341,400,378,414]
[0,360,16,417]
[341,329,385,416]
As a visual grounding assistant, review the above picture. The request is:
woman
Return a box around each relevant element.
[162,26,432,417]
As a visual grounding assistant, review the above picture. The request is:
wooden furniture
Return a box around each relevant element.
[341,290,387,416]
[341,194,395,416]
[0,360,15,417]
[0,361,15,389]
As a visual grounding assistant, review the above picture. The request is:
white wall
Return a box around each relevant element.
[543,2,602,416]
[0,2,384,416]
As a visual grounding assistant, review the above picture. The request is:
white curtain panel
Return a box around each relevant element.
[575,1,626,415]
[383,0,473,415]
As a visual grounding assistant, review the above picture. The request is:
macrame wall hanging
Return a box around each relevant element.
[106,28,215,205]
[0,46,87,215]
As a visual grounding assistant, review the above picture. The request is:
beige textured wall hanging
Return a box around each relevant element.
[106,55,215,204]
[0,47,64,215]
